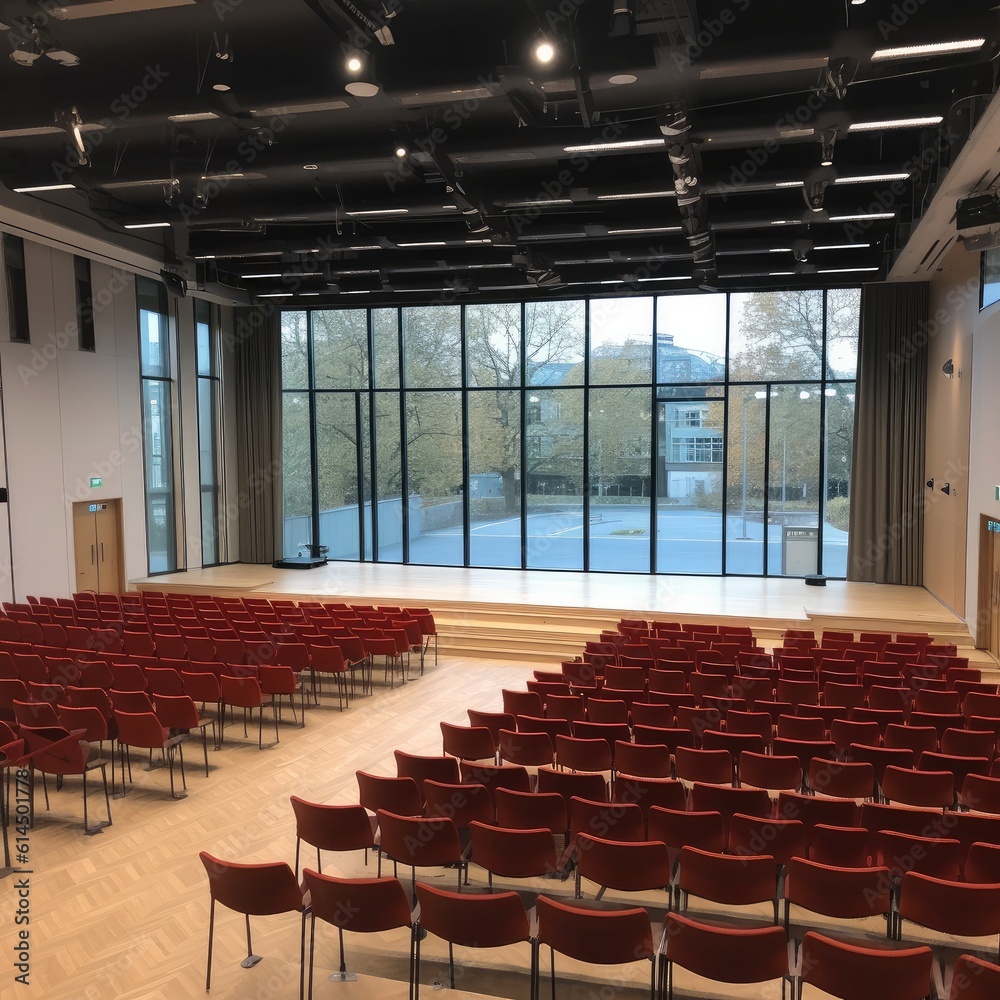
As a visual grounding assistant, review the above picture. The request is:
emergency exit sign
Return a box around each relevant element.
[90,477,102,488]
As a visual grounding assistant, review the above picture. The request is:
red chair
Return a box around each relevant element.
[153,693,214,777]
[784,856,891,934]
[881,765,955,809]
[533,895,657,1000]
[220,674,277,749]
[114,710,187,799]
[798,930,931,1000]
[375,809,465,898]
[199,851,306,995]
[948,953,1000,1000]
[677,845,779,921]
[289,796,376,877]
[898,872,1000,960]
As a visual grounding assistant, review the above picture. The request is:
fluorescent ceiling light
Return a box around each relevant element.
[465,239,492,244]
[608,226,683,235]
[848,116,943,132]
[829,212,895,221]
[834,173,910,184]
[346,209,408,217]
[258,293,289,298]
[770,220,799,226]
[397,86,492,107]
[636,276,690,282]
[504,198,573,208]
[241,273,283,279]
[562,139,664,153]
[13,183,75,193]
[465,263,510,270]
[248,100,349,116]
[298,293,322,297]
[597,190,675,201]
[871,39,985,62]
[779,128,815,138]
[51,0,196,17]
[124,221,171,229]
[397,241,447,248]
[769,248,793,253]
[167,111,219,123]
[774,181,805,189]
[194,254,216,259]
[768,271,796,276]
[349,245,382,251]
[818,266,880,273]
[341,290,371,295]
[814,242,871,250]
[101,177,174,190]
[202,172,245,181]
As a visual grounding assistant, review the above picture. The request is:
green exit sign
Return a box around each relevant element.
[89,477,103,488]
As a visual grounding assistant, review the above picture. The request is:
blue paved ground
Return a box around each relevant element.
[379,505,848,577]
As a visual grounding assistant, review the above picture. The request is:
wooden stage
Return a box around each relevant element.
[132,562,986,665]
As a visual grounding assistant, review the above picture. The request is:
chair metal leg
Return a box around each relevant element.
[206,899,215,991]
[241,913,263,968]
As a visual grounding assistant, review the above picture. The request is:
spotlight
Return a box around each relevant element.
[394,143,408,159]
[942,359,955,378]
[346,54,363,73]
[56,107,90,167]
[533,38,556,64]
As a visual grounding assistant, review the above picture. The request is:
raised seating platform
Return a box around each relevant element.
[131,563,994,672]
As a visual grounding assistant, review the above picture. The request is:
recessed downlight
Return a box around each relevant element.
[303,164,319,170]
[608,73,638,86]
[346,81,380,98]
[212,83,231,92]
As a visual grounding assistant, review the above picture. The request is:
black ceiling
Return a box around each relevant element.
[0,0,997,302]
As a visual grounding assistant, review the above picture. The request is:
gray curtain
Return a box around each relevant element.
[233,305,282,563]
[847,282,928,584]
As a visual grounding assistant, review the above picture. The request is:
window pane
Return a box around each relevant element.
[726,386,769,574]
[729,290,824,381]
[466,302,522,387]
[75,256,95,352]
[281,311,310,389]
[590,387,651,573]
[139,306,169,376]
[201,490,218,567]
[403,306,461,388]
[823,383,855,578]
[281,392,313,558]
[373,308,399,389]
[656,294,726,382]
[657,395,723,574]
[195,299,212,375]
[313,309,368,389]
[316,393,360,560]
[769,384,822,576]
[526,388,584,570]
[469,389,521,567]
[361,393,372,561]
[406,391,463,565]
[525,300,584,385]
[142,379,175,572]
[826,287,860,379]
[3,234,29,343]
[374,393,404,561]
[197,378,216,486]
[589,297,653,384]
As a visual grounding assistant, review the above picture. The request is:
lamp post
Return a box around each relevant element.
[739,390,769,539]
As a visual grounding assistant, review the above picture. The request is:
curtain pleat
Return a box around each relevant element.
[233,306,282,564]
[847,282,928,584]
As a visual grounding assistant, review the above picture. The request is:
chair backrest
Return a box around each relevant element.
[356,770,422,818]
[441,721,496,761]
[303,870,409,932]
[534,894,655,966]
[290,796,376,853]
[949,954,1000,1000]
[200,851,304,916]
[899,872,1000,942]
[663,911,788,986]
[376,809,461,868]
[799,930,931,1000]
[468,821,558,879]
[422,780,494,829]
[738,751,802,793]
[881,765,955,809]
[414,882,529,949]
[576,834,673,893]
[494,787,566,833]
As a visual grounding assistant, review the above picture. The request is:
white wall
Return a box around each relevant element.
[0,232,239,599]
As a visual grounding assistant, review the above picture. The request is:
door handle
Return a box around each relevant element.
[91,544,95,565]
[101,542,105,563]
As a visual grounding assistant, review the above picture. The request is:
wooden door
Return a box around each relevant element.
[977,514,1000,657]
[95,501,122,594]
[73,502,99,592]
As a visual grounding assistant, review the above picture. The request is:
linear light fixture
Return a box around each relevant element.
[597,190,676,201]
[397,241,447,247]
[124,221,171,229]
[829,212,895,221]
[834,173,910,184]
[848,116,943,132]
[608,226,683,235]
[346,209,409,217]
[504,198,573,208]
[774,181,805,189]
[257,292,289,298]
[349,245,382,251]
[167,111,219,123]
[871,39,985,62]
[13,183,75,193]
[818,266,880,273]
[241,273,283,279]
[562,138,664,153]
[636,275,691,282]
[813,242,871,250]
[768,271,796,276]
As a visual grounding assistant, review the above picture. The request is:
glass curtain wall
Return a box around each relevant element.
[138,277,177,573]
[280,288,859,577]
[195,299,222,566]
